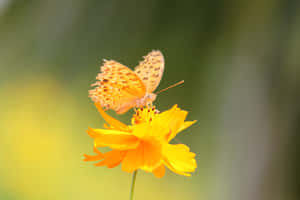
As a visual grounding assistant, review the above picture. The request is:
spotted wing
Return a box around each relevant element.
[89,60,146,113]
[134,50,164,93]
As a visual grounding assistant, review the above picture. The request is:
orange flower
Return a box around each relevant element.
[84,104,197,178]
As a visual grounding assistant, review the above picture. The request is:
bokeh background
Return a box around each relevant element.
[0,0,299,200]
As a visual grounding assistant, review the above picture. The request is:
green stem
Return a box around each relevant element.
[129,170,138,200]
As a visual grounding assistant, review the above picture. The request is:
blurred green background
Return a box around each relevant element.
[0,0,299,200]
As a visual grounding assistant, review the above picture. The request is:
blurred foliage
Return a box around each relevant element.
[0,0,299,200]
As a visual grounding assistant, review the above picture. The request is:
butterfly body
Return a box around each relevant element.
[89,50,164,114]
[114,93,157,114]
[135,93,157,108]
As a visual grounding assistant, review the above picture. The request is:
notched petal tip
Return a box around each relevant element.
[83,147,104,162]
[162,144,197,176]
[85,149,125,169]
[177,120,197,134]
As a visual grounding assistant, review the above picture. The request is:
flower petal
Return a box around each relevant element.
[84,148,126,168]
[87,128,139,150]
[95,103,130,132]
[94,150,126,168]
[131,122,150,138]
[168,120,197,141]
[177,120,197,133]
[151,105,189,140]
[83,147,104,161]
[153,164,166,178]
[162,144,197,176]
[122,139,162,173]
[121,148,142,172]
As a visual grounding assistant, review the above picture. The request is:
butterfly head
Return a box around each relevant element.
[145,93,157,104]
[136,93,157,108]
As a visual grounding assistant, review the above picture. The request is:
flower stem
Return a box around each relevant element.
[129,170,138,200]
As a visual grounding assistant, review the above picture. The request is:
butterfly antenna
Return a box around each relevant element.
[155,80,184,95]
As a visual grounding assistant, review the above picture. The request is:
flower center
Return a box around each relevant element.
[132,106,159,124]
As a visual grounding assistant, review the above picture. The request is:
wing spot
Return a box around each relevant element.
[143,77,148,80]
[154,67,160,71]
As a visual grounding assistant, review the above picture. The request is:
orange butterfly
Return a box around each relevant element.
[89,50,164,114]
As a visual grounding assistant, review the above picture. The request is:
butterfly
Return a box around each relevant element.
[89,50,165,114]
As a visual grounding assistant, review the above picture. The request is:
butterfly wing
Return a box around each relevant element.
[89,60,146,114]
[134,50,165,93]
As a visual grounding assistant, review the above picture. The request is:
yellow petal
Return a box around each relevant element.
[162,144,197,176]
[151,105,189,140]
[83,147,104,162]
[122,138,162,173]
[94,150,126,168]
[153,164,166,178]
[87,127,132,136]
[84,148,126,168]
[95,103,130,132]
[131,122,151,138]
[177,120,197,133]
[168,120,197,141]
[121,148,142,172]
[87,128,139,150]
